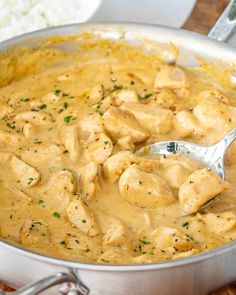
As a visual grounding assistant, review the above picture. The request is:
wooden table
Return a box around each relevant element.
[0,0,234,294]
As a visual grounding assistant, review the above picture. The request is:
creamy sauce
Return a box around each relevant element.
[1,39,236,264]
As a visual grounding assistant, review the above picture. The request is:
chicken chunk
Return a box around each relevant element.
[193,98,233,129]
[197,90,229,105]
[119,165,175,208]
[113,89,139,106]
[84,132,113,164]
[150,226,194,252]
[88,85,104,104]
[97,213,131,248]
[66,198,100,237]
[14,111,51,125]
[174,111,205,138]
[93,95,113,114]
[102,107,149,143]
[20,220,51,248]
[98,249,133,264]
[77,161,98,200]
[0,104,13,120]
[78,113,104,137]
[151,89,178,110]
[116,136,135,152]
[60,124,80,160]
[154,65,189,91]
[121,102,173,134]
[103,151,134,184]
[10,156,40,187]
[202,212,236,234]
[49,170,76,194]
[179,168,231,214]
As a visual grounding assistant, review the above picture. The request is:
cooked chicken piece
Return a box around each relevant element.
[0,152,12,164]
[135,157,160,174]
[151,89,178,110]
[23,123,36,138]
[159,156,197,190]
[4,183,32,203]
[14,111,51,125]
[201,212,236,234]
[42,91,62,102]
[193,98,233,129]
[20,220,51,247]
[77,161,98,200]
[179,168,231,214]
[84,132,113,164]
[0,104,13,120]
[116,136,135,151]
[113,89,139,106]
[174,111,205,138]
[60,124,80,161]
[93,95,113,114]
[121,102,173,134]
[154,65,189,91]
[10,156,40,187]
[78,113,104,137]
[88,85,104,104]
[49,170,76,194]
[0,131,23,146]
[119,165,175,208]
[150,226,194,251]
[97,213,131,247]
[197,90,229,105]
[66,198,100,237]
[98,249,133,264]
[21,141,63,167]
[173,249,197,259]
[103,151,134,184]
[102,107,149,143]
[64,231,101,254]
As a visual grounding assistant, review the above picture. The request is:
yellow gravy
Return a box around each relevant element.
[0,40,236,264]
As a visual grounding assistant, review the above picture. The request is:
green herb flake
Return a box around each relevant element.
[63,102,68,109]
[139,239,151,245]
[20,98,30,102]
[39,104,47,110]
[141,93,153,100]
[52,211,61,218]
[27,177,34,185]
[64,115,76,123]
[82,219,86,223]
[54,89,62,96]
[38,199,44,204]
[110,85,123,93]
[182,221,189,229]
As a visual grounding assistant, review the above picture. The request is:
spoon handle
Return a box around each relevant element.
[215,127,236,153]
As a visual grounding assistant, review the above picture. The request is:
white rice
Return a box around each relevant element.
[0,0,99,42]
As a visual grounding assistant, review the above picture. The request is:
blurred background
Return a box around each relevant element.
[0,0,230,43]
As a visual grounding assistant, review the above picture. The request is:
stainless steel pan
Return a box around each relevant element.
[1,1,236,295]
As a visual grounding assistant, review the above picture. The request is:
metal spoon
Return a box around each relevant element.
[137,127,236,212]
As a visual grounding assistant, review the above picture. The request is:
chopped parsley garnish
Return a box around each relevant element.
[82,219,86,223]
[110,85,123,93]
[27,177,34,185]
[34,139,42,144]
[140,93,153,100]
[38,199,44,204]
[63,102,68,109]
[20,98,30,102]
[64,115,76,123]
[54,89,62,96]
[101,258,109,263]
[52,212,61,218]
[39,104,47,110]
[139,239,151,245]
[60,240,66,245]
[6,122,15,129]
[182,221,189,229]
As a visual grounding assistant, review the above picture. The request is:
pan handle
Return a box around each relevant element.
[0,272,89,295]
[208,0,236,41]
